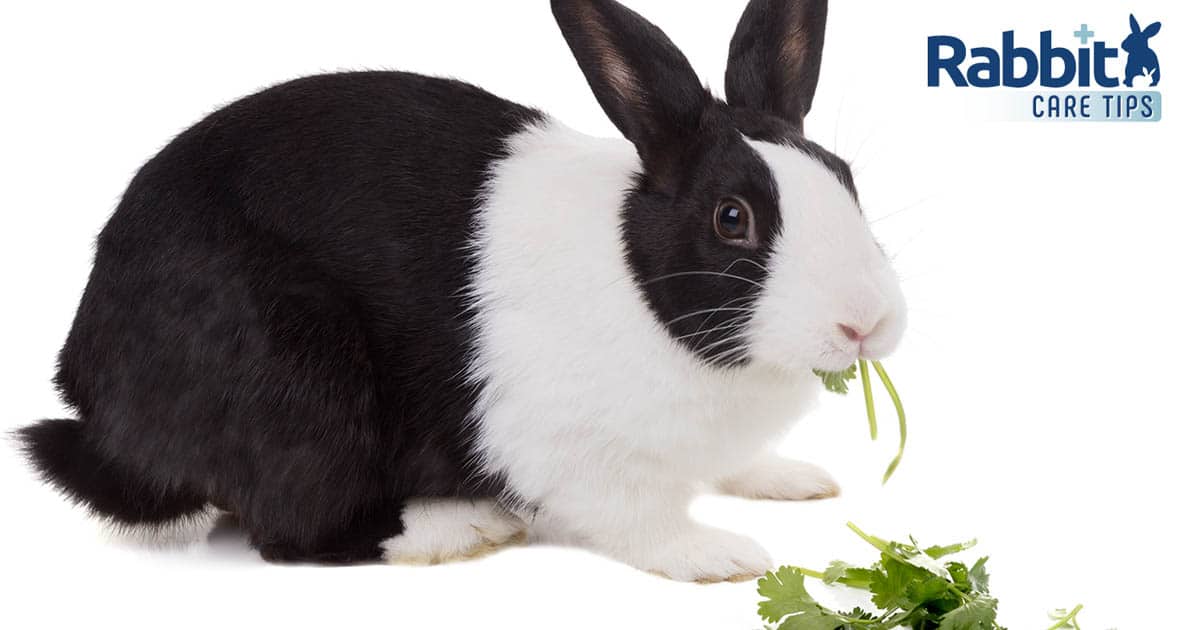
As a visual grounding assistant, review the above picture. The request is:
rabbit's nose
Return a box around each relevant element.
[838,323,872,343]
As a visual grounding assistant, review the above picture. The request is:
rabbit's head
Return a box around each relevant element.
[1122,14,1161,53]
[552,0,906,375]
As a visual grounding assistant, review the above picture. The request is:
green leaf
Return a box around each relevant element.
[923,539,979,560]
[968,556,991,594]
[757,567,821,623]
[870,556,937,610]
[867,566,908,610]
[822,560,850,585]
[757,568,847,630]
[842,607,879,622]
[840,567,878,590]
[813,364,857,395]
[899,606,945,630]
[777,612,846,630]
[946,561,972,591]
[897,547,953,581]
[907,575,950,605]
[939,595,999,630]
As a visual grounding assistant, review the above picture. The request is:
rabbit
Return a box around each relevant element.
[1122,14,1161,87]
[17,0,905,582]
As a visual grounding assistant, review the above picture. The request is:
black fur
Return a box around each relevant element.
[23,71,542,562]
[18,419,207,525]
[726,0,829,129]
[620,106,783,367]
[551,0,711,186]
[553,0,846,367]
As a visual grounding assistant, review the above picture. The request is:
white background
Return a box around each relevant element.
[2,1,1196,628]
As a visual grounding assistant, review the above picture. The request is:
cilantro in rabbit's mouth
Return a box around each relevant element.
[814,360,907,484]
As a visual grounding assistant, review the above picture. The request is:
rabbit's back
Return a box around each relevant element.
[54,72,546,519]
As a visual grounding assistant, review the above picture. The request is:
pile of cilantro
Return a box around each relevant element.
[757,523,1085,630]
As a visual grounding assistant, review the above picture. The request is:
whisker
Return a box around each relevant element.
[693,312,754,348]
[848,125,881,175]
[645,271,766,290]
[730,257,769,274]
[719,259,747,275]
[664,306,756,327]
[705,343,751,366]
[683,294,756,332]
[833,90,848,156]
[674,316,753,341]
[869,196,933,226]
[888,224,930,262]
[697,330,751,356]
[678,316,753,345]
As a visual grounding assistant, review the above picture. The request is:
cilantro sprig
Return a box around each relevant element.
[757,523,1086,630]
[1047,605,1084,630]
[814,360,907,484]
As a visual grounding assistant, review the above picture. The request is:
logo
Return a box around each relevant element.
[927,15,1163,122]
[1121,15,1161,87]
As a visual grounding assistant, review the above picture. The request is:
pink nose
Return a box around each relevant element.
[838,323,868,342]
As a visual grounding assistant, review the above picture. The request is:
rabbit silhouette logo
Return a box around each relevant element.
[1122,14,1161,87]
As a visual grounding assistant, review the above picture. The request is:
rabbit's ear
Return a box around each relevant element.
[551,0,710,167]
[1143,22,1161,38]
[1129,14,1142,34]
[726,0,829,128]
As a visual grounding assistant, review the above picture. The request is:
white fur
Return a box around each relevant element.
[382,499,525,564]
[746,139,907,372]
[716,455,840,500]
[465,121,905,582]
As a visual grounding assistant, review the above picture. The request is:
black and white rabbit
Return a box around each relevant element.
[18,0,905,582]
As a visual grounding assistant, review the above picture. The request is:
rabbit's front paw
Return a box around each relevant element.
[717,455,840,501]
[640,526,773,583]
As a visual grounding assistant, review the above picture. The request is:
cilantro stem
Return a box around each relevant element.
[796,566,874,590]
[795,567,827,580]
[860,359,878,440]
[846,522,910,566]
[872,360,906,484]
[1046,604,1084,630]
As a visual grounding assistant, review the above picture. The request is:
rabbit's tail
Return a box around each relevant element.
[17,419,207,525]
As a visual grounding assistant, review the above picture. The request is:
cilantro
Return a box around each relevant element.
[923,539,979,560]
[813,360,906,484]
[1047,605,1084,630]
[757,567,846,629]
[758,567,824,623]
[814,364,857,395]
[871,361,906,484]
[939,595,999,630]
[967,556,990,594]
[757,523,1089,630]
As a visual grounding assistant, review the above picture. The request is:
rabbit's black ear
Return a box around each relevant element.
[551,0,710,168]
[726,0,829,129]
[1129,14,1142,34]
[1143,21,1161,38]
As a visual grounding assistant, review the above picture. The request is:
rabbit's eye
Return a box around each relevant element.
[714,197,754,244]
